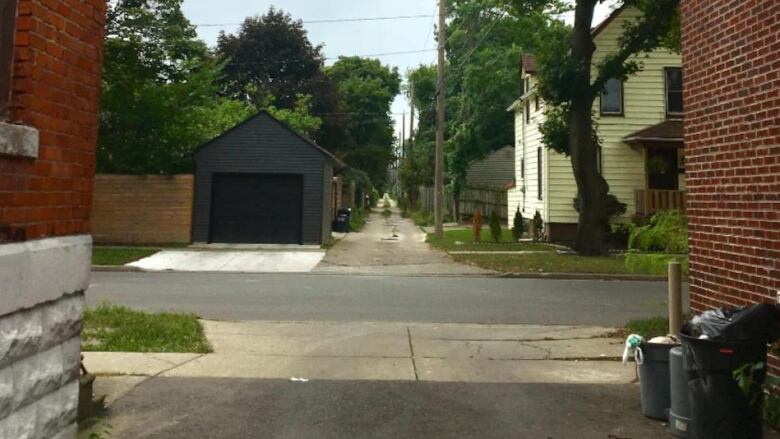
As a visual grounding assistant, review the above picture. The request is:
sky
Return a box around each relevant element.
[182,0,616,139]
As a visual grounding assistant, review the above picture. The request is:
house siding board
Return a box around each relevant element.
[192,113,328,245]
[511,7,683,231]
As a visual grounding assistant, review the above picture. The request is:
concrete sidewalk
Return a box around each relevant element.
[84,320,632,391]
[126,249,326,273]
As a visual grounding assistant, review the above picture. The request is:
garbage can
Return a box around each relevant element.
[667,346,690,438]
[332,209,351,233]
[637,342,675,420]
[680,334,767,439]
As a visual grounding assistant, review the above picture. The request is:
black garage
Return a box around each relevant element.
[192,111,345,245]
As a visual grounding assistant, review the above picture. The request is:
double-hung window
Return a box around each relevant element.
[665,67,683,118]
[600,78,623,116]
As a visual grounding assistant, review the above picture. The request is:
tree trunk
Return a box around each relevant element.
[569,0,611,255]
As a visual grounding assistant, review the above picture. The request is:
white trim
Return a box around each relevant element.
[0,122,39,159]
[0,235,91,317]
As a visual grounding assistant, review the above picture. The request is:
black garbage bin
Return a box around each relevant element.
[332,208,351,233]
[680,334,767,439]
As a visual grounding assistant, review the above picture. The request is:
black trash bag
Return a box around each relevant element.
[683,304,780,344]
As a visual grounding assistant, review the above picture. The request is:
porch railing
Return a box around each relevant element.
[635,189,686,216]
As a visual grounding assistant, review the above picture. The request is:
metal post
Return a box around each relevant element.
[668,261,682,335]
[434,0,446,239]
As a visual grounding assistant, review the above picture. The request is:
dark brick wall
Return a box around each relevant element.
[682,0,780,311]
[0,0,106,242]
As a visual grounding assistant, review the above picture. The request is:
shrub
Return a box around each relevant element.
[411,210,434,227]
[532,210,544,242]
[489,210,502,243]
[512,207,525,242]
[610,222,637,249]
[624,253,689,276]
[628,210,688,253]
[473,208,483,242]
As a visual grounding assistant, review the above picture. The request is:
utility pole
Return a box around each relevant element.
[434,0,445,239]
[401,111,406,158]
[409,84,415,145]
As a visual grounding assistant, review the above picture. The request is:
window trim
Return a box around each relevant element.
[537,147,543,201]
[599,78,624,117]
[525,100,530,124]
[0,0,18,120]
[664,67,684,119]
[534,95,539,112]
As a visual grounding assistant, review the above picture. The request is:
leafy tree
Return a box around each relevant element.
[399,65,438,205]
[444,0,568,194]
[503,0,680,254]
[261,94,322,137]
[326,57,401,189]
[217,8,326,110]
[98,0,253,174]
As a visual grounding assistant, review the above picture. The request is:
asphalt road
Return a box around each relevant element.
[87,272,688,326]
[104,377,667,439]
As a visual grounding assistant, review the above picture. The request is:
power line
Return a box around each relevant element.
[194,14,435,28]
[221,49,437,67]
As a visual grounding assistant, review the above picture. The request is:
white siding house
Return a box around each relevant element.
[508,7,685,241]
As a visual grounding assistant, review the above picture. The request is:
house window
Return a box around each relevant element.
[0,0,18,120]
[537,147,543,200]
[525,100,530,124]
[524,77,529,94]
[600,78,623,115]
[535,95,539,111]
[665,67,683,117]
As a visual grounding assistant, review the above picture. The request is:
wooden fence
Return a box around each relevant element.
[417,186,507,221]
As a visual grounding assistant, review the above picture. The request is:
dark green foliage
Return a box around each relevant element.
[216,8,326,110]
[624,253,688,276]
[489,210,502,243]
[326,57,401,189]
[573,193,627,219]
[628,210,688,253]
[532,210,544,241]
[512,207,525,242]
[98,0,253,174]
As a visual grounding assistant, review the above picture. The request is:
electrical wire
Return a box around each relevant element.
[193,14,434,28]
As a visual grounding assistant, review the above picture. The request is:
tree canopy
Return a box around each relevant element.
[98,0,253,174]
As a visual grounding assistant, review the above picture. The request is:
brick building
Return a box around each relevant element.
[0,0,106,437]
[681,0,779,311]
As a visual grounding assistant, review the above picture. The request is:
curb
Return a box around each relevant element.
[90,265,667,281]
[495,271,667,282]
[91,265,143,272]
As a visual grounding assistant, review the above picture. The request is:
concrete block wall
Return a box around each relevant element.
[681,0,780,312]
[91,175,194,244]
[0,0,106,437]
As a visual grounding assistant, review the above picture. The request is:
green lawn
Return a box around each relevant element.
[82,304,211,353]
[92,247,159,266]
[452,252,638,274]
[624,317,670,339]
[427,229,555,252]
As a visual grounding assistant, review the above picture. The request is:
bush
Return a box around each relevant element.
[624,252,689,276]
[532,210,544,241]
[472,209,483,242]
[489,210,502,243]
[410,210,433,227]
[628,210,688,253]
[512,207,525,242]
[349,208,368,231]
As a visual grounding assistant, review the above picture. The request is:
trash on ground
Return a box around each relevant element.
[290,377,309,382]
[648,335,678,344]
[622,333,645,365]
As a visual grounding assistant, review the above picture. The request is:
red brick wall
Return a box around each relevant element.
[0,0,106,242]
[681,0,780,312]
[91,175,194,245]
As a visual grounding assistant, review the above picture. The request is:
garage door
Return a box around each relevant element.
[209,173,303,244]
